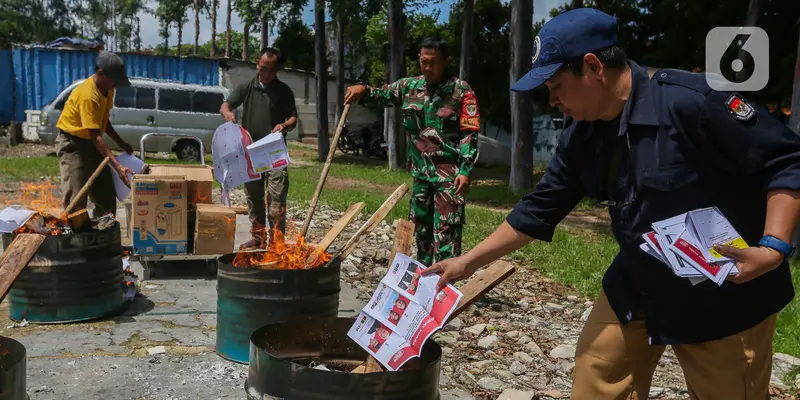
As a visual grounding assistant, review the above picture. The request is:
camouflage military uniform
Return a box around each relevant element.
[360,75,480,265]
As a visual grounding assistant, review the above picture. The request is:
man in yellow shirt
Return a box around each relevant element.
[56,51,135,217]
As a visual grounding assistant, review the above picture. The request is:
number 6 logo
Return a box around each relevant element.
[705,27,769,92]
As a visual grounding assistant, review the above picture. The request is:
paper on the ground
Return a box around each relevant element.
[211,122,261,206]
[0,206,35,233]
[685,207,749,263]
[111,152,146,201]
[669,229,737,286]
[347,252,463,371]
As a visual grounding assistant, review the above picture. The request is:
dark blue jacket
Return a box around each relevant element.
[506,60,800,344]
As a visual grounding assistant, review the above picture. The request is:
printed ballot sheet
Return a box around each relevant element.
[347,252,463,371]
[640,207,744,287]
[111,152,146,201]
[211,122,261,206]
[685,207,749,263]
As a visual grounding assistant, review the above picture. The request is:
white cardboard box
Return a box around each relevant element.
[246,132,290,173]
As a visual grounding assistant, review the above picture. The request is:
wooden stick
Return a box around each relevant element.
[67,209,90,231]
[336,183,409,260]
[64,156,111,215]
[300,103,352,238]
[361,218,415,374]
[0,233,46,303]
[304,202,365,268]
[352,259,516,373]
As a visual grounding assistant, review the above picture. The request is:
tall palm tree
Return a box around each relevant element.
[210,0,219,56]
[225,0,232,57]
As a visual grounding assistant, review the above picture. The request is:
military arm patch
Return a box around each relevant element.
[725,93,755,121]
[460,91,480,131]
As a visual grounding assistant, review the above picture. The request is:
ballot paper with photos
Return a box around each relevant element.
[640,207,744,286]
[347,252,463,371]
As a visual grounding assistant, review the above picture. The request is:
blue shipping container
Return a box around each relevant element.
[5,47,220,123]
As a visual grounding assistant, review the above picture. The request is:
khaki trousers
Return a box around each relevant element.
[56,132,116,218]
[572,291,776,400]
[244,168,289,236]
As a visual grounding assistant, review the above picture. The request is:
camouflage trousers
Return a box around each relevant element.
[409,178,465,266]
[244,168,289,241]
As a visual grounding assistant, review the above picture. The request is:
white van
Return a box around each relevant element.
[37,79,235,161]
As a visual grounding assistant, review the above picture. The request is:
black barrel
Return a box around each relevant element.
[215,254,341,364]
[1,223,124,324]
[245,317,442,400]
[0,336,27,399]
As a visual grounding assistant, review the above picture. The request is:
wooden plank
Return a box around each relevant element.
[304,202,365,268]
[0,233,46,303]
[337,183,409,260]
[362,218,415,373]
[300,103,351,237]
[67,209,90,232]
[388,219,414,263]
[231,206,248,215]
[448,260,516,323]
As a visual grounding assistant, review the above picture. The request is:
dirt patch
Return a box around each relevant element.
[0,143,56,158]
[325,176,399,195]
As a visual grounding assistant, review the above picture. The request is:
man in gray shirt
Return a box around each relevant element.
[220,48,298,249]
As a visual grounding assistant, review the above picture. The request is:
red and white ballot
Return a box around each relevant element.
[640,207,745,286]
[347,253,463,371]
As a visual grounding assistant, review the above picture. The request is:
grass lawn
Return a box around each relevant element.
[2,145,800,358]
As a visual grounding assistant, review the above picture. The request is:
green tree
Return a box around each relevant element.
[273,19,315,70]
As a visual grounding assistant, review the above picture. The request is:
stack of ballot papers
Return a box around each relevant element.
[640,206,748,286]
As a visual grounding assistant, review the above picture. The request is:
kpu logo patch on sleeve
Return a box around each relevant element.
[725,93,755,121]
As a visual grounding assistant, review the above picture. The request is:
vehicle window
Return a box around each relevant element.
[54,90,73,110]
[114,87,136,108]
[192,91,224,114]
[158,89,192,112]
[136,88,156,110]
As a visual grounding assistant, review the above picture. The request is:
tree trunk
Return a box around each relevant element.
[260,0,269,52]
[112,0,117,51]
[736,0,766,83]
[135,17,141,51]
[178,20,184,57]
[211,0,218,56]
[509,0,534,193]
[163,22,170,55]
[225,0,232,58]
[459,0,474,80]
[194,0,201,54]
[387,0,405,170]
[335,12,345,127]
[314,0,329,162]
[243,23,249,61]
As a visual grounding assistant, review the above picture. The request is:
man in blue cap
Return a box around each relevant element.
[423,7,800,399]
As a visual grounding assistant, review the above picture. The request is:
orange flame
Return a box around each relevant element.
[9,181,70,236]
[232,225,333,270]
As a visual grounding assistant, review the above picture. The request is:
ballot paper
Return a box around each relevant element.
[211,122,261,206]
[641,207,743,287]
[347,252,463,371]
[0,206,35,233]
[685,207,749,263]
[111,152,146,201]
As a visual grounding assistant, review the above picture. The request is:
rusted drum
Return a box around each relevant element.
[215,254,341,364]
[246,317,442,400]
[0,336,27,399]
[1,223,124,324]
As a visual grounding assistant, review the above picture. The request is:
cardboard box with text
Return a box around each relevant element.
[194,204,237,255]
[148,165,214,205]
[131,175,188,255]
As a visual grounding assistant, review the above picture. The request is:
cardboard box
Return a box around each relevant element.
[148,165,214,204]
[246,132,290,173]
[194,204,237,255]
[131,175,188,255]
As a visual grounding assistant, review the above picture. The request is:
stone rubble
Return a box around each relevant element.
[218,189,800,400]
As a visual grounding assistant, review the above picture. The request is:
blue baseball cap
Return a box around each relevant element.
[511,8,619,92]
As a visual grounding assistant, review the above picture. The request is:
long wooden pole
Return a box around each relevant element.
[64,157,111,215]
[300,103,352,237]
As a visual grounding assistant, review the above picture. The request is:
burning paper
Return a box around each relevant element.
[347,253,463,371]
[9,181,72,236]
[231,226,332,270]
[0,207,35,233]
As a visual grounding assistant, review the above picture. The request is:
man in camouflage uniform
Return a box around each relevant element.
[345,37,480,266]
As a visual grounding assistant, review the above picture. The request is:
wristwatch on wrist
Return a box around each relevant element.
[758,235,795,259]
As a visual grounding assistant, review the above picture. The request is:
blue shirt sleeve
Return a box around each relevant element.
[505,122,586,242]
